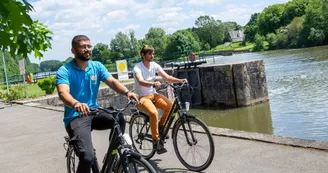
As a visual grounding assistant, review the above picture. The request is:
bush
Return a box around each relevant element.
[266,33,278,49]
[254,34,265,51]
[0,85,24,101]
[37,76,56,94]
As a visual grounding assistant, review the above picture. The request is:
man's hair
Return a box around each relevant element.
[140,45,154,56]
[71,35,90,48]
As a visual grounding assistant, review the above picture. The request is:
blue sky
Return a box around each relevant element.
[28,0,288,64]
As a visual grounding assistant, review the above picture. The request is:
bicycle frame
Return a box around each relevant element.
[163,84,194,139]
[65,100,141,173]
[98,107,142,173]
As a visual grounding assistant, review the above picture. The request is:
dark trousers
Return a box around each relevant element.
[66,109,126,173]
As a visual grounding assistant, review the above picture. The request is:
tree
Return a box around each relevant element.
[40,60,63,72]
[63,57,73,64]
[308,28,325,46]
[0,0,53,59]
[253,34,265,51]
[257,4,285,35]
[281,0,310,25]
[164,29,200,60]
[92,43,110,64]
[142,27,167,60]
[244,13,259,42]
[110,30,139,61]
[300,0,328,46]
[286,17,303,47]
[194,16,225,48]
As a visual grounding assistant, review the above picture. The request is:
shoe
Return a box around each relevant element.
[153,140,167,154]
[159,123,170,139]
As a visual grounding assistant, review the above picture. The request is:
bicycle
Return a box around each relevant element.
[63,99,157,173]
[129,81,215,172]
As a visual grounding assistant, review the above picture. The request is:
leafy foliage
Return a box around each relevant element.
[0,0,53,59]
[164,29,200,60]
[37,76,56,94]
[0,84,24,101]
[40,60,63,72]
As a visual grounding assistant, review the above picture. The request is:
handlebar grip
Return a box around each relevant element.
[129,98,138,105]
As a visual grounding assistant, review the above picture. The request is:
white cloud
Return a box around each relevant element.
[27,0,285,63]
[214,4,265,25]
[107,24,141,35]
[187,0,222,5]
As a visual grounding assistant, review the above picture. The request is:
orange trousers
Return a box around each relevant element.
[136,94,172,140]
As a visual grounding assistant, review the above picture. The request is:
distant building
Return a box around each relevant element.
[228,30,245,42]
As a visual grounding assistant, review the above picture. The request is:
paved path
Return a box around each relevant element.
[1,105,328,173]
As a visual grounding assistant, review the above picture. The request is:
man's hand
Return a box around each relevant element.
[153,81,161,88]
[180,78,188,83]
[127,92,139,103]
[73,102,90,117]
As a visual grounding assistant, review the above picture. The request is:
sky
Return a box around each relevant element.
[28,0,288,64]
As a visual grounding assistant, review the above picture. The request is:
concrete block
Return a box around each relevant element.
[232,60,269,107]
[199,64,236,107]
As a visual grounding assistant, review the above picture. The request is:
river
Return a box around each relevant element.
[191,45,328,141]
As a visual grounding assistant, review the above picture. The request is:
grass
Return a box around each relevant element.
[211,41,255,52]
[0,78,135,101]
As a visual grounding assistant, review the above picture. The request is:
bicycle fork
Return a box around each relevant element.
[181,114,198,146]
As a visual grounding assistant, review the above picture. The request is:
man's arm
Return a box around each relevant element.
[57,84,77,107]
[104,76,139,101]
[158,71,186,84]
[135,72,156,87]
[56,84,90,116]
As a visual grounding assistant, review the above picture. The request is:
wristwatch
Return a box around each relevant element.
[125,90,130,96]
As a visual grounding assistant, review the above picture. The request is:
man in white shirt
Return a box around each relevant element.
[133,45,187,154]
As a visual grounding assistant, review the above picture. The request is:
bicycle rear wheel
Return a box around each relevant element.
[115,155,156,173]
[129,113,155,160]
[172,116,215,172]
[67,145,78,173]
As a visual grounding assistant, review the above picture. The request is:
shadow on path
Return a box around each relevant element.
[147,159,205,173]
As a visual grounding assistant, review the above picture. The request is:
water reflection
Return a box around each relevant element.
[190,102,273,134]
[194,46,328,141]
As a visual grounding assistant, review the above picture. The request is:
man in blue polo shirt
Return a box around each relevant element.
[56,35,138,173]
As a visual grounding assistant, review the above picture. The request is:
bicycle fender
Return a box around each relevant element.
[123,149,142,159]
[132,110,149,121]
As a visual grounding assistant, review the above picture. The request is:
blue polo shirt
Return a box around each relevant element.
[56,60,111,127]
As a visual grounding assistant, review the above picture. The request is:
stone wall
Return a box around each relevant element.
[232,60,268,106]
[199,64,237,107]
[198,60,269,107]
[31,60,268,109]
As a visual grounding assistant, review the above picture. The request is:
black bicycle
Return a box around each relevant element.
[63,99,156,173]
[129,82,215,172]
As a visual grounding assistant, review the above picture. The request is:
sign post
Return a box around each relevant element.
[116,60,129,81]
[2,51,9,96]
[19,59,27,98]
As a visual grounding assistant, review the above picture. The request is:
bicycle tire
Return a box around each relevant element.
[129,113,155,160]
[67,145,78,173]
[115,155,156,173]
[172,117,215,172]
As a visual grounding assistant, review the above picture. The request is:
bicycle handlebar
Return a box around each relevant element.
[90,98,137,116]
[159,80,193,91]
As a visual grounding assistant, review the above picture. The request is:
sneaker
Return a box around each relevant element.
[159,124,170,139]
[153,140,167,154]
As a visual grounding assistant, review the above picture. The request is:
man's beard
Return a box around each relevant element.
[76,52,91,61]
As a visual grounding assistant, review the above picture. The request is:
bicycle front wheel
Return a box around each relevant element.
[172,117,215,172]
[115,155,156,173]
[67,145,78,173]
[129,113,155,159]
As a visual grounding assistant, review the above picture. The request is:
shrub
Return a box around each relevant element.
[0,85,24,101]
[37,76,56,94]
[254,34,265,51]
